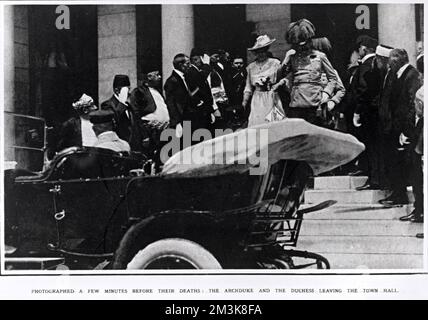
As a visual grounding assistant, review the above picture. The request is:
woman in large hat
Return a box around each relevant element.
[242,35,285,127]
[281,19,343,125]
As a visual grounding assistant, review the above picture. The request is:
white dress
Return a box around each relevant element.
[244,58,284,127]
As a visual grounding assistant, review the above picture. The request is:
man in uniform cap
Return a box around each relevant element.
[100,74,142,151]
[89,109,130,153]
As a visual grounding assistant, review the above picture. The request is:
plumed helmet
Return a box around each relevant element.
[286,19,316,45]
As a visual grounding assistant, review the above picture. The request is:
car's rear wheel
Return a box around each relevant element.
[126,238,222,270]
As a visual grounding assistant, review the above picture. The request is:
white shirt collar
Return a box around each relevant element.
[361,53,376,64]
[173,69,185,78]
[397,63,410,79]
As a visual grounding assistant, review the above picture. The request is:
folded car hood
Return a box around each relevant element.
[161,119,365,177]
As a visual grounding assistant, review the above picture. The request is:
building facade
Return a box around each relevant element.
[3,3,424,169]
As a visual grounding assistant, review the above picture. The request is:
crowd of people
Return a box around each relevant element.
[48,18,424,225]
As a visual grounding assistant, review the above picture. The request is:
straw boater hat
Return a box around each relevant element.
[248,35,276,51]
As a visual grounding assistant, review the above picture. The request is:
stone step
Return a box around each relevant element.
[290,253,424,269]
[305,189,389,204]
[314,176,368,190]
[299,219,423,236]
[302,204,413,220]
[296,235,423,254]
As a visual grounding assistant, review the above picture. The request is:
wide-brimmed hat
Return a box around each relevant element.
[248,35,276,51]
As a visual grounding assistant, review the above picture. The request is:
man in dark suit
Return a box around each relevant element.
[100,75,142,151]
[185,48,217,131]
[164,54,194,143]
[379,49,422,205]
[351,36,383,189]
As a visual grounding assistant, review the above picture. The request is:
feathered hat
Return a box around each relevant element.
[286,19,316,45]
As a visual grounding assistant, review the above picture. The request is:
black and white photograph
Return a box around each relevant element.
[0,0,427,300]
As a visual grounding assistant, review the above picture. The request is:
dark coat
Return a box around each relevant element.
[389,65,421,137]
[100,95,142,151]
[164,71,194,128]
[56,117,82,152]
[378,70,397,135]
[352,55,382,115]
[185,65,215,115]
[128,85,157,120]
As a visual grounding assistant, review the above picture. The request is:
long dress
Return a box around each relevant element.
[244,58,284,127]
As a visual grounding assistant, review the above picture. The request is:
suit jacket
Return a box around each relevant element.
[100,95,142,151]
[389,65,421,137]
[378,70,397,134]
[185,65,215,114]
[352,55,382,115]
[164,71,194,128]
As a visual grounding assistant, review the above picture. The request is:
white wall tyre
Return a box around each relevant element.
[127,238,222,270]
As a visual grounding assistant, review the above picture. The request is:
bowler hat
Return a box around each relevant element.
[89,110,115,124]
[113,75,130,89]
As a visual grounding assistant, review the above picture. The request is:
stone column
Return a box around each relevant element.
[161,5,194,85]
[3,6,15,161]
[378,4,417,65]
[98,5,137,103]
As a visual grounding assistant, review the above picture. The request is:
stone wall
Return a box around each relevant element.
[98,5,137,103]
[246,4,291,63]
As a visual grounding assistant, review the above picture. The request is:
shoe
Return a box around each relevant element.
[356,183,380,191]
[410,215,424,223]
[348,170,365,176]
[379,194,409,206]
[416,233,424,239]
[399,213,416,221]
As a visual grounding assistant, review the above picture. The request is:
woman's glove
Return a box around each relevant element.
[282,49,296,65]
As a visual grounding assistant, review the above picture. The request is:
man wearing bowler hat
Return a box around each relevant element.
[89,109,130,153]
[100,75,141,151]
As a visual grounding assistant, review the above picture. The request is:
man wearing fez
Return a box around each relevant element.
[379,49,422,206]
[100,75,141,151]
[89,109,130,153]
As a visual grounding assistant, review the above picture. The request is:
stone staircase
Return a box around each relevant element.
[296,176,424,269]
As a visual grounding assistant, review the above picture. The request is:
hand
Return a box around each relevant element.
[320,92,330,105]
[211,113,216,124]
[282,49,296,65]
[353,113,362,127]
[213,109,221,118]
[327,101,335,111]
[399,133,410,146]
[202,54,210,65]
[175,123,183,138]
[339,113,345,119]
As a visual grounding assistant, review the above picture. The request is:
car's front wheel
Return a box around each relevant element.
[126,238,222,270]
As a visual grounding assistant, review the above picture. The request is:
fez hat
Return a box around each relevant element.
[356,35,378,49]
[286,19,316,45]
[113,75,130,89]
[376,44,394,58]
[248,35,276,51]
[89,109,115,124]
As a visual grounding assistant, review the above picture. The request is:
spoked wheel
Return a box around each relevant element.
[127,238,222,270]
